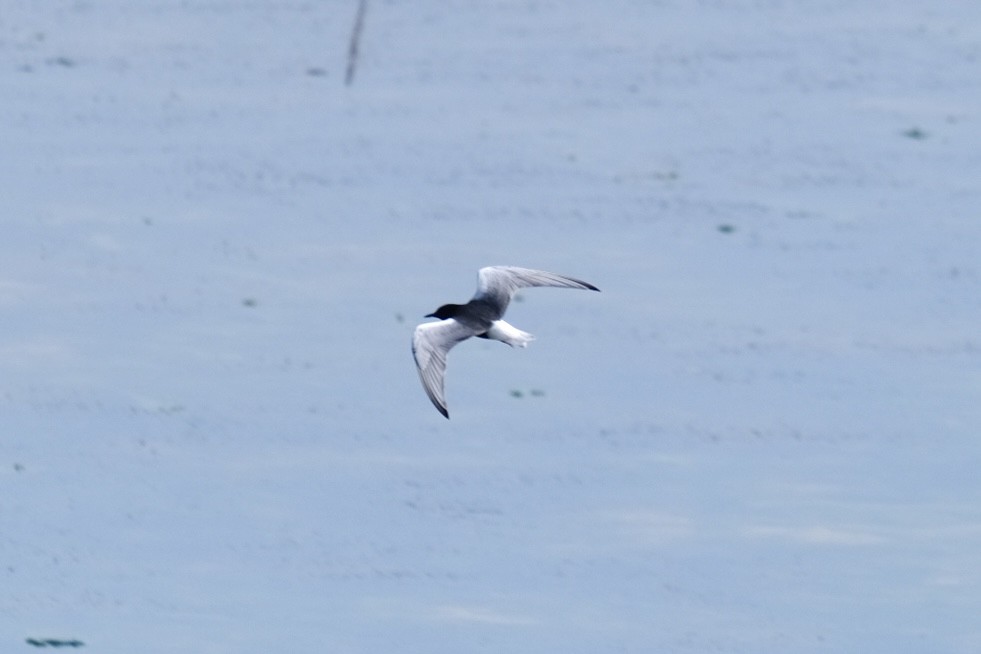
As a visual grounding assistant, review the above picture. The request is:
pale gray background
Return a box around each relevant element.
[2,1,980,652]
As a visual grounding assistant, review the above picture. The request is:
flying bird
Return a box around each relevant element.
[412,266,600,418]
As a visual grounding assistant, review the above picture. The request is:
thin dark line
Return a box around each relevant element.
[345,0,368,86]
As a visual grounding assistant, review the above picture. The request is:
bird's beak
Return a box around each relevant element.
[424,313,435,318]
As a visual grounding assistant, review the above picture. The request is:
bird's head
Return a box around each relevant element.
[425,303,462,320]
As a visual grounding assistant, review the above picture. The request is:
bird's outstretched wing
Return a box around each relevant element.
[412,319,474,418]
[473,266,600,318]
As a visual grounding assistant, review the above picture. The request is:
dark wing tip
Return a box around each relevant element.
[423,383,451,419]
[570,277,600,292]
[559,273,599,292]
[433,400,449,419]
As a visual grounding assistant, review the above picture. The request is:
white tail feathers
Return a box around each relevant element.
[485,320,535,348]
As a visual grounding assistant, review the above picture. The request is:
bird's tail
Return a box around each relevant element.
[508,328,535,348]
[486,320,535,348]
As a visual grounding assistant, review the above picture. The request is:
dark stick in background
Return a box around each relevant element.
[345,0,368,86]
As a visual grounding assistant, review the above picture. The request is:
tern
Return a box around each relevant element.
[412,266,600,418]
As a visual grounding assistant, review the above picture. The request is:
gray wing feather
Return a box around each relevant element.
[412,319,474,418]
[473,266,600,317]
